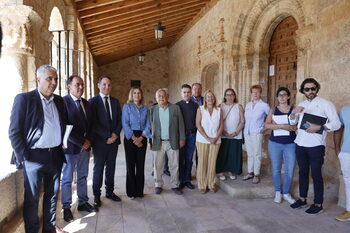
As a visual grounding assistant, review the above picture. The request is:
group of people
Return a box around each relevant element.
[8,64,350,233]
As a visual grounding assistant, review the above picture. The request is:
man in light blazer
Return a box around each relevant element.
[89,76,122,207]
[9,65,67,233]
[150,88,185,195]
[61,75,95,223]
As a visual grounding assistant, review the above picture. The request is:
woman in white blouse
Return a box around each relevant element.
[216,88,244,181]
[195,90,223,193]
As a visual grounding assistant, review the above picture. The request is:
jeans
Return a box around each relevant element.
[61,150,90,209]
[296,145,325,204]
[339,152,350,211]
[268,140,296,194]
[179,133,196,183]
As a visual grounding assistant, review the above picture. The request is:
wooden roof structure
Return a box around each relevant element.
[72,0,218,65]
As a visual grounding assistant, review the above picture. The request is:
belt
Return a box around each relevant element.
[32,146,60,152]
[161,139,169,141]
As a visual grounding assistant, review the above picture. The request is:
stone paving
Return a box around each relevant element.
[56,143,349,233]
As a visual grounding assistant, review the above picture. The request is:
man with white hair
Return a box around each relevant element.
[9,65,67,233]
[150,88,185,195]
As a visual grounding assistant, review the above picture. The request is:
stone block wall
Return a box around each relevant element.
[99,47,169,107]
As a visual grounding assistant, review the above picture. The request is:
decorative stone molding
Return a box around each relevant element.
[0,6,42,54]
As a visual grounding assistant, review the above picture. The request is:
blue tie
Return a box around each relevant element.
[104,97,112,122]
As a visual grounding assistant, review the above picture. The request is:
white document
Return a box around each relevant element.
[272,115,290,136]
[63,125,73,148]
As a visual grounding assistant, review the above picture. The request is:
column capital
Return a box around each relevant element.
[0,5,42,54]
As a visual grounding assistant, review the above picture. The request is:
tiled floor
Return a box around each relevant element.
[56,144,349,233]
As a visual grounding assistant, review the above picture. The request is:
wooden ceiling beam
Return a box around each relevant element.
[87,14,194,41]
[80,0,198,23]
[79,0,162,18]
[83,0,205,30]
[84,4,203,34]
[91,29,181,51]
[77,0,138,12]
[85,9,198,37]
[93,36,175,56]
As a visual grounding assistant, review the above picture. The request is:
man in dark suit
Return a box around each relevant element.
[89,76,122,206]
[150,88,185,195]
[61,75,95,223]
[8,65,67,233]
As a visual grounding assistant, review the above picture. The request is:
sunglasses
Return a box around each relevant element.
[304,87,317,92]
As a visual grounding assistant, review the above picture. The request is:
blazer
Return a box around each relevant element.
[8,89,66,168]
[63,94,93,155]
[89,94,122,146]
[150,103,185,151]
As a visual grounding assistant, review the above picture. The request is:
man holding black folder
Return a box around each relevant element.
[289,78,341,215]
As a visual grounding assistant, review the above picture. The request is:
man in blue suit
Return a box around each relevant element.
[8,65,67,233]
[89,76,122,206]
[61,75,96,223]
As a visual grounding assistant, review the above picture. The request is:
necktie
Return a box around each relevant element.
[76,99,87,131]
[104,96,112,122]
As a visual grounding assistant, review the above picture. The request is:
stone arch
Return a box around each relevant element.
[230,0,306,103]
[201,63,220,98]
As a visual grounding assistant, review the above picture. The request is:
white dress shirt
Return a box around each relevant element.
[99,93,112,120]
[289,96,341,147]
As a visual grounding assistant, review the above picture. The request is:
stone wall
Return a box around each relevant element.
[99,47,169,107]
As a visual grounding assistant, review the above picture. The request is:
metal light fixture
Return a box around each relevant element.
[154,21,165,42]
[138,51,145,64]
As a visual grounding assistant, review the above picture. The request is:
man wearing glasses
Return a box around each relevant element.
[289,78,341,215]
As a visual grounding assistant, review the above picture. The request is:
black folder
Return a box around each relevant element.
[300,113,327,134]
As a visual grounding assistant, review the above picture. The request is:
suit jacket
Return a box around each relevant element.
[150,103,185,151]
[8,89,66,168]
[89,94,122,146]
[63,94,93,155]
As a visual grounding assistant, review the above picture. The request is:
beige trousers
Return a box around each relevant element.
[196,142,220,190]
[154,141,179,188]
[244,134,263,175]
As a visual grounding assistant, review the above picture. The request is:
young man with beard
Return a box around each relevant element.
[289,78,341,215]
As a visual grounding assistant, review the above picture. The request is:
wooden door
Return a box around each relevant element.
[268,17,298,106]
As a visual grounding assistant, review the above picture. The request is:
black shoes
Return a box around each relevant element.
[78,202,96,212]
[184,182,195,189]
[305,204,324,215]
[94,196,101,207]
[106,192,122,202]
[155,187,162,194]
[172,187,183,195]
[290,199,307,209]
[63,208,74,223]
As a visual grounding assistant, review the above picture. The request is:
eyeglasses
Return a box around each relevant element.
[278,94,288,97]
[304,87,317,92]
[225,94,235,97]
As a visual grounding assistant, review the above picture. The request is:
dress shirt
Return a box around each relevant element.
[70,93,86,116]
[122,102,151,139]
[191,96,203,106]
[99,93,112,120]
[159,105,170,140]
[244,99,270,135]
[176,100,198,132]
[289,96,341,147]
[339,105,350,153]
[32,91,61,148]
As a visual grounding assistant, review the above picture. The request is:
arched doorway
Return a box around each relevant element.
[201,63,220,98]
[268,17,298,106]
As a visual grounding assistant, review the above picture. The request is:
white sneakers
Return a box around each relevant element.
[274,192,295,204]
[274,192,282,203]
[219,175,226,181]
[229,175,237,180]
[282,193,296,204]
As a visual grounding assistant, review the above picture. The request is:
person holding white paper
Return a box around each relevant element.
[289,78,341,215]
[265,87,297,205]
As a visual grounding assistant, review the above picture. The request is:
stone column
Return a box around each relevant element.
[0,5,42,169]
